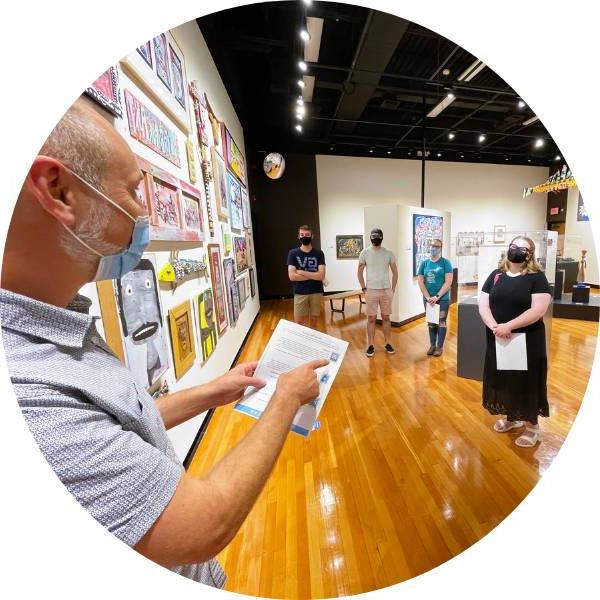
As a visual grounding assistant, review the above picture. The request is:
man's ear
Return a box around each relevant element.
[27,156,77,228]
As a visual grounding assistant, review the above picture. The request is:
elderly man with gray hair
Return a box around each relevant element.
[0,97,327,585]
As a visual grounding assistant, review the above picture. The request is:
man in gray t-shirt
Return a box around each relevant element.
[357,228,398,357]
[1,96,327,588]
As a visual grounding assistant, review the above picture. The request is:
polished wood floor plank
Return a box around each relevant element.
[188,294,598,598]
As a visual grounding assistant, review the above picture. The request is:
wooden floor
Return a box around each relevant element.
[189,297,598,598]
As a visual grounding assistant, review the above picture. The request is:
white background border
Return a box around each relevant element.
[0,1,598,598]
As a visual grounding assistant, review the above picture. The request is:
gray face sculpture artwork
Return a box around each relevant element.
[117,258,165,386]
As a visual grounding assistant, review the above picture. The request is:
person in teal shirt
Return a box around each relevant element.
[417,239,454,356]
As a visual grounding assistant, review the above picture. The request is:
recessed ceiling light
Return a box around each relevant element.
[408,152,412,156]
[448,131,455,140]
[528,159,532,162]
[437,153,442,157]
[297,79,305,88]
[296,113,303,120]
[300,29,310,42]
[460,154,464,158]
[387,150,392,155]
[518,100,526,109]
[478,134,486,143]
[369,149,374,153]
[302,0,312,5]
[297,97,304,106]
[555,155,562,161]
[295,124,302,132]
[298,61,307,72]
[534,138,545,148]
[296,105,306,115]
[442,68,451,76]
[447,92,455,99]
[330,146,334,151]
[505,157,509,161]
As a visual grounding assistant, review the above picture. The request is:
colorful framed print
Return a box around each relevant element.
[241,186,250,229]
[208,244,228,335]
[212,147,229,221]
[223,230,233,255]
[236,276,247,310]
[577,193,589,221]
[84,66,122,118]
[249,266,256,298]
[169,44,186,110]
[226,171,243,231]
[114,255,170,389]
[153,33,171,91]
[150,177,181,230]
[181,192,202,235]
[195,289,218,363]
[168,300,196,380]
[124,90,180,166]
[413,214,443,276]
[137,41,152,68]
[222,124,247,185]
[336,235,363,260]
[223,257,239,324]
[234,235,249,274]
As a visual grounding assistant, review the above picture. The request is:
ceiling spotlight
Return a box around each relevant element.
[460,154,464,158]
[447,92,455,99]
[369,149,374,153]
[297,79,305,88]
[442,68,451,76]
[296,105,306,116]
[298,61,307,72]
[297,97,304,106]
[478,134,486,143]
[505,157,509,161]
[528,159,532,163]
[295,124,302,132]
[408,152,412,156]
[300,29,310,42]
[302,0,312,5]
[296,112,303,120]
[534,138,545,148]
[387,150,392,155]
[518,99,526,109]
[448,131,456,140]
[437,153,442,157]
[330,146,334,151]
[555,155,562,161]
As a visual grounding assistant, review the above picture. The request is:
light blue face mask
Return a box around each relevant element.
[61,168,150,281]
[430,247,442,257]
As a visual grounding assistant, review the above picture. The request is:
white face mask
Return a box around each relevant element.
[60,168,150,281]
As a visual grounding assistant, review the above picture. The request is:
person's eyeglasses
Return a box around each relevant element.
[509,243,529,253]
[430,245,442,249]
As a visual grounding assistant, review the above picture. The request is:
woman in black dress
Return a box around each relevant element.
[479,236,552,447]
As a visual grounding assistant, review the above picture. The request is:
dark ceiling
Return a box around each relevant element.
[198,1,562,166]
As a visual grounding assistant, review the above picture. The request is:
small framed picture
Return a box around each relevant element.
[136,41,152,68]
[493,225,506,244]
[168,300,197,380]
[153,33,172,91]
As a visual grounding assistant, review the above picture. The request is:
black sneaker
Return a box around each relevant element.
[384,343,396,355]
[427,345,436,356]
[366,345,375,357]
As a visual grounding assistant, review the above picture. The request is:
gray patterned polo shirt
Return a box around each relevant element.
[0,288,226,588]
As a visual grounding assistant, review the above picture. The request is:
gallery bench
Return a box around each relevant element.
[325,290,366,314]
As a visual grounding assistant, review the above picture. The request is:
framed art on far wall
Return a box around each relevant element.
[493,225,507,244]
[169,43,186,110]
[336,235,363,260]
[207,244,229,336]
[168,300,196,380]
[84,66,123,118]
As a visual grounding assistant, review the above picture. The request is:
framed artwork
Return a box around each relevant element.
[84,66,122,118]
[153,33,171,91]
[413,214,444,276]
[134,171,152,213]
[577,193,589,221]
[241,186,250,229]
[205,94,223,155]
[226,171,244,231]
[493,225,507,244]
[195,289,218,363]
[168,300,196,380]
[137,42,152,68]
[336,235,363,260]
[249,266,256,298]
[223,257,239,324]
[189,81,209,145]
[234,235,249,274]
[237,276,247,310]
[223,231,233,255]
[124,90,180,166]
[151,177,181,230]
[181,192,202,235]
[222,124,247,185]
[246,231,255,266]
[169,43,186,110]
[212,147,229,221]
[114,255,170,389]
[207,244,228,336]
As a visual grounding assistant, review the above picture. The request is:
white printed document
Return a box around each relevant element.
[234,319,349,437]
[495,332,527,370]
[426,303,440,324]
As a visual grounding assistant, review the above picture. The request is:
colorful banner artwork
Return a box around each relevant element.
[413,214,443,276]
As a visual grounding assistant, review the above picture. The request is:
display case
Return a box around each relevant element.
[456,230,558,299]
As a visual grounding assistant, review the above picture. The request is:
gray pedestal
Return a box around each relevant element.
[457,296,553,381]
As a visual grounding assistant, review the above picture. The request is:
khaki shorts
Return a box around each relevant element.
[294,293,323,318]
[366,288,393,317]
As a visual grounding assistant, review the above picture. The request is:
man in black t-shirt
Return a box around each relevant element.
[287,225,326,329]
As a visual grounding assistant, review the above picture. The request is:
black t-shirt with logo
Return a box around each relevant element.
[287,247,326,295]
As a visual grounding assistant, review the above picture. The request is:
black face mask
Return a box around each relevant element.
[507,247,529,264]
[371,237,382,246]
[299,236,312,246]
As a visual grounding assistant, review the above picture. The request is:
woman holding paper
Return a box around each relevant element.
[417,239,454,356]
[479,236,552,447]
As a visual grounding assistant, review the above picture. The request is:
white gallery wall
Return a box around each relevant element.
[316,154,548,291]
[565,186,598,285]
[84,20,259,461]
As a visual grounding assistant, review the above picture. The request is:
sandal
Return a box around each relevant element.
[494,418,524,433]
[515,427,541,448]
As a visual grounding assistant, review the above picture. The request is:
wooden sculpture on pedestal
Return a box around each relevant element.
[577,249,587,283]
